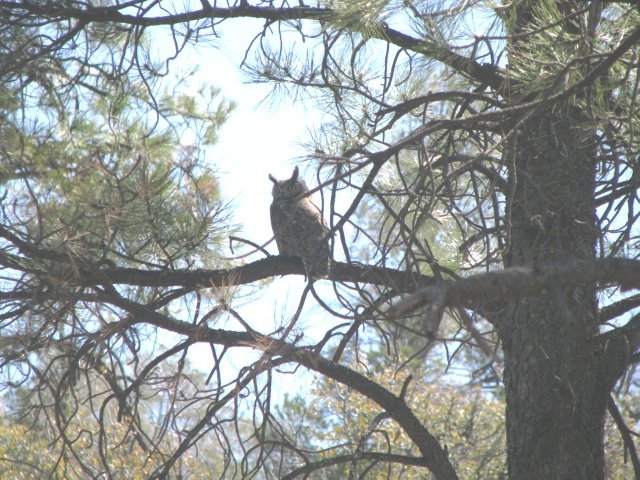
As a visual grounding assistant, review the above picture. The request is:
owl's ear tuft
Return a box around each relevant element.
[268,174,278,185]
[291,166,299,180]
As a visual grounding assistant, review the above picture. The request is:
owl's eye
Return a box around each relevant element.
[285,182,299,193]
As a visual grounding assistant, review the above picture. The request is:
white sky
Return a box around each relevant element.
[159,20,336,395]
[195,22,321,242]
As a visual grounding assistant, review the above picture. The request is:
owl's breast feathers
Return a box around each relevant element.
[270,197,330,276]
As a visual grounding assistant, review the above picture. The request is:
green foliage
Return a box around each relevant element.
[0,19,238,479]
[1,66,234,269]
[0,382,222,479]
[364,155,466,275]
[326,0,391,38]
[506,0,640,104]
[2,1,640,478]
[277,360,507,479]
[0,423,59,479]
[277,353,636,479]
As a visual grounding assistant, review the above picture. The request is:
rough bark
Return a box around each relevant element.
[500,108,608,478]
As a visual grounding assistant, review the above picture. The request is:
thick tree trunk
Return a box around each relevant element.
[500,109,609,478]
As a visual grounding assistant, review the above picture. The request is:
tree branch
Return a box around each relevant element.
[600,293,640,323]
[68,291,458,480]
[0,1,504,90]
[607,395,640,478]
[282,452,428,480]
[77,257,436,292]
[0,224,435,292]
[389,258,640,319]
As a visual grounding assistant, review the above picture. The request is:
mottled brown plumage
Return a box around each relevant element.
[269,166,330,278]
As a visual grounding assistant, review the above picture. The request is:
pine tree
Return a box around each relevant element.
[1,1,640,478]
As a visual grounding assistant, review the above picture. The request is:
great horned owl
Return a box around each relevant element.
[269,166,331,278]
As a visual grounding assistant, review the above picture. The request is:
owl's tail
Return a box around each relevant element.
[303,255,331,281]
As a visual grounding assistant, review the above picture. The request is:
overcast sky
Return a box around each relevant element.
[159,21,335,393]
